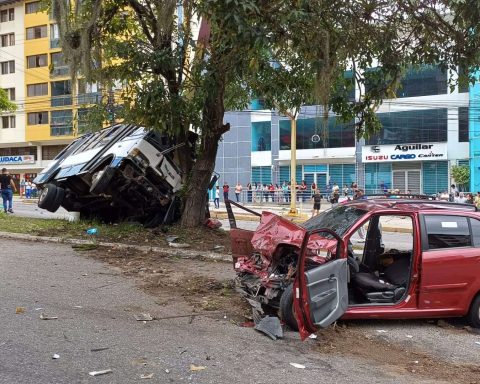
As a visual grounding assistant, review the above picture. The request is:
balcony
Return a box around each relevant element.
[51,96,72,107]
[50,125,73,136]
[77,92,101,105]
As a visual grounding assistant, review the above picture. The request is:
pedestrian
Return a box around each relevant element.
[25,181,32,199]
[331,182,340,204]
[235,182,243,202]
[466,193,474,205]
[282,181,289,202]
[20,178,25,197]
[311,190,323,217]
[1,168,17,213]
[450,184,457,202]
[311,182,316,198]
[246,182,252,203]
[343,184,349,197]
[456,192,466,204]
[475,192,480,209]
[299,180,307,202]
[214,186,220,208]
[223,182,230,202]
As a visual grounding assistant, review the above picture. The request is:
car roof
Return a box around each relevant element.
[345,199,478,214]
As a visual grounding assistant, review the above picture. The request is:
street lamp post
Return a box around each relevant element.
[289,115,298,214]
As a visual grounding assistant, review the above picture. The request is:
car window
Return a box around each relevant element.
[302,205,367,237]
[424,215,471,250]
[469,218,480,247]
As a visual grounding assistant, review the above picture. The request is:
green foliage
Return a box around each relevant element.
[0,89,16,113]
[451,165,470,189]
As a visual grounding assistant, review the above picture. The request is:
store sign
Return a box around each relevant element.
[362,143,447,162]
[0,155,35,165]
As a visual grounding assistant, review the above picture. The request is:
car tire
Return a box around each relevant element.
[280,284,298,331]
[90,167,115,195]
[38,184,58,210]
[47,186,65,213]
[467,295,480,328]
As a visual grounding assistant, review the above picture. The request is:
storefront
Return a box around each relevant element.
[362,142,449,194]
[0,155,39,195]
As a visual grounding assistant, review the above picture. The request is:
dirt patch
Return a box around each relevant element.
[81,246,248,320]
[315,325,480,384]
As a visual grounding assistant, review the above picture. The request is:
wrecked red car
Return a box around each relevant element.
[228,199,480,339]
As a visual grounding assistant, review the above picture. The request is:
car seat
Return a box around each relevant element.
[353,257,410,303]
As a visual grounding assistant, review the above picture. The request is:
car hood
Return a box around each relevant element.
[251,212,338,260]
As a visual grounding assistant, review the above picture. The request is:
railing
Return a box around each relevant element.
[50,38,60,49]
[50,125,73,136]
[50,66,69,78]
[51,96,72,107]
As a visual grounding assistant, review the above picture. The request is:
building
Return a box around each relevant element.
[0,0,99,190]
[215,65,475,195]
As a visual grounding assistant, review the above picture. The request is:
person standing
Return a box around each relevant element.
[223,182,230,202]
[474,192,480,209]
[214,186,220,208]
[1,168,17,213]
[25,181,32,199]
[331,182,340,204]
[311,190,323,217]
[234,182,243,202]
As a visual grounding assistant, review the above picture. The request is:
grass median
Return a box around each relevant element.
[0,212,231,252]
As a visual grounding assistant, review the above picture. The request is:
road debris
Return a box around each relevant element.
[89,369,113,376]
[35,308,43,311]
[165,369,170,374]
[52,354,60,359]
[40,313,58,320]
[309,334,318,339]
[190,364,206,372]
[90,347,110,352]
[213,245,225,252]
[376,330,387,333]
[289,363,306,369]
[165,235,179,243]
[74,306,83,309]
[134,313,154,321]
[406,334,413,339]
[475,341,480,346]
[15,307,25,314]
[168,242,191,248]
[86,228,98,236]
[254,316,283,340]
[140,373,154,379]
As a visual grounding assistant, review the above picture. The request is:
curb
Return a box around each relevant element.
[0,231,232,263]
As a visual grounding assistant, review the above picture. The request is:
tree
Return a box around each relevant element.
[451,165,470,191]
[47,0,480,227]
[0,88,16,113]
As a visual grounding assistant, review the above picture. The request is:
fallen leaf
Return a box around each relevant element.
[140,373,154,379]
[15,307,25,314]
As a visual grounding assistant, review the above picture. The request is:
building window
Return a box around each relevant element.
[1,60,14,74]
[366,108,448,145]
[0,146,36,156]
[51,109,73,136]
[396,66,448,98]
[27,83,48,97]
[422,161,448,195]
[27,111,49,125]
[8,8,14,21]
[42,145,67,160]
[27,54,47,68]
[26,25,47,40]
[2,88,15,101]
[0,10,7,22]
[280,116,355,150]
[51,80,72,107]
[50,24,60,48]
[459,107,469,143]
[251,121,271,151]
[50,52,69,76]
[1,115,15,129]
[25,1,41,14]
[251,166,272,185]
[1,33,14,47]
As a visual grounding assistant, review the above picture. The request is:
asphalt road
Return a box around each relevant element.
[9,199,71,220]
[4,240,477,384]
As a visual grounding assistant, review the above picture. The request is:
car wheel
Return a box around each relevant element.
[38,184,58,210]
[467,295,480,328]
[46,187,65,213]
[279,284,298,331]
[90,167,115,195]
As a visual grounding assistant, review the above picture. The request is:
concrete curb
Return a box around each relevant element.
[0,231,232,263]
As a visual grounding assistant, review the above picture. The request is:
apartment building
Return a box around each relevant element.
[0,0,98,189]
[216,65,477,195]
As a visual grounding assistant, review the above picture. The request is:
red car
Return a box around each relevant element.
[229,199,480,339]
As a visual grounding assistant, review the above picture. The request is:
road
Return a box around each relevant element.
[1,240,479,384]
[10,198,71,220]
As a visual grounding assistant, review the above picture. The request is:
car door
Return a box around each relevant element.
[294,228,348,340]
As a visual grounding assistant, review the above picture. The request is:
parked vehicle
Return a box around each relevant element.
[229,198,480,339]
[34,124,186,227]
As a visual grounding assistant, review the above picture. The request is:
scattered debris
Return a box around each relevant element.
[140,373,154,379]
[406,335,413,339]
[168,242,191,248]
[89,369,113,377]
[308,334,318,339]
[376,329,387,333]
[289,363,306,369]
[52,354,60,359]
[86,228,98,236]
[165,235,179,243]
[190,364,206,372]
[240,321,255,328]
[134,313,154,321]
[164,369,170,374]
[91,347,110,352]
[205,218,222,229]
[254,316,283,340]
[81,273,88,277]
[35,308,43,311]
[15,307,25,314]
[475,341,480,346]
[213,245,225,252]
[74,306,83,309]
[40,313,58,320]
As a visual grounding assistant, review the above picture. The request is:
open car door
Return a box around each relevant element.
[293,228,348,340]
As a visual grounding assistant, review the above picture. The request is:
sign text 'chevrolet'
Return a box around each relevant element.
[362,143,447,162]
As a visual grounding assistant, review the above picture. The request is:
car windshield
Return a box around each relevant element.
[301,205,367,237]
